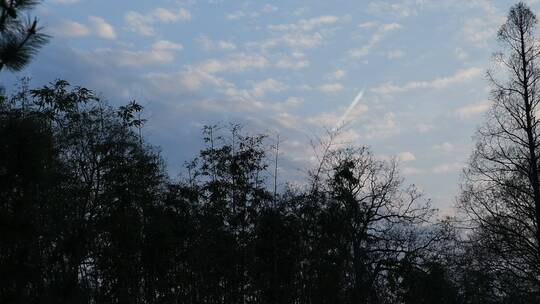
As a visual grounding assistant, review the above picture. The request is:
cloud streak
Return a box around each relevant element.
[336,89,365,128]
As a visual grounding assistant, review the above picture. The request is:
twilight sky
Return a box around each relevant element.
[2,0,538,213]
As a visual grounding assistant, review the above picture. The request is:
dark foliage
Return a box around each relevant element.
[0,80,461,304]
[0,0,48,72]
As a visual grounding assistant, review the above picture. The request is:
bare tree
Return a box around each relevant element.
[317,146,436,303]
[460,2,540,296]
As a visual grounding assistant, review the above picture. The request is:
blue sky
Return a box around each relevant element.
[2,0,537,214]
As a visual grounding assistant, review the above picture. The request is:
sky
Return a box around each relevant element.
[2,0,538,214]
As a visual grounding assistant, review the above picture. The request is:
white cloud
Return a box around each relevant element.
[367,1,418,18]
[433,142,455,153]
[271,96,305,113]
[274,112,301,129]
[416,123,434,133]
[282,32,325,49]
[364,112,398,139]
[306,103,368,127]
[402,166,424,176]
[52,17,115,39]
[88,16,116,39]
[398,151,416,162]
[225,78,286,101]
[318,83,344,93]
[51,20,90,37]
[268,15,339,32]
[349,23,402,58]
[170,53,269,91]
[227,10,260,20]
[247,15,339,51]
[152,40,184,51]
[125,8,191,36]
[154,8,191,22]
[460,0,503,48]
[248,79,284,97]
[358,21,377,28]
[455,100,490,118]
[250,32,326,50]
[226,4,277,20]
[125,12,153,36]
[388,49,405,59]
[335,129,362,145]
[327,69,346,80]
[276,55,310,69]
[454,47,469,61]
[283,96,304,107]
[432,162,464,174]
[79,41,183,68]
[199,54,268,74]
[197,35,236,51]
[371,67,482,95]
[82,49,173,67]
[262,4,278,13]
[461,17,497,48]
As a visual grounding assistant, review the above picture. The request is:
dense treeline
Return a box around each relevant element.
[0,79,534,303]
[3,1,540,303]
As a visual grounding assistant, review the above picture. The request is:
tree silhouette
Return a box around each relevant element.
[0,0,48,72]
[460,2,540,300]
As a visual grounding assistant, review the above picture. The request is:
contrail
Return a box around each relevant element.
[335,89,364,129]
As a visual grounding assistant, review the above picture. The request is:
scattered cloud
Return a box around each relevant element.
[227,3,278,20]
[164,53,269,91]
[247,31,326,50]
[225,78,286,101]
[197,35,236,51]
[78,40,183,67]
[88,16,116,39]
[51,20,90,37]
[367,1,418,18]
[433,142,455,153]
[388,49,405,59]
[274,112,301,129]
[275,53,310,69]
[402,166,424,176]
[371,67,482,95]
[461,17,497,48]
[364,112,398,139]
[227,10,260,20]
[358,21,377,28]
[398,151,416,162]
[268,15,339,32]
[432,162,464,174]
[416,123,435,133]
[245,15,341,51]
[196,54,268,74]
[306,102,368,127]
[454,47,469,61]
[125,7,191,36]
[349,23,402,58]
[262,4,279,13]
[38,0,499,213]
[318,83,344,93]
[52,16,115,39]
[455,100,490,118]
[460,1,503,48]
[152,40,184,51]
[326,69,346,80]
